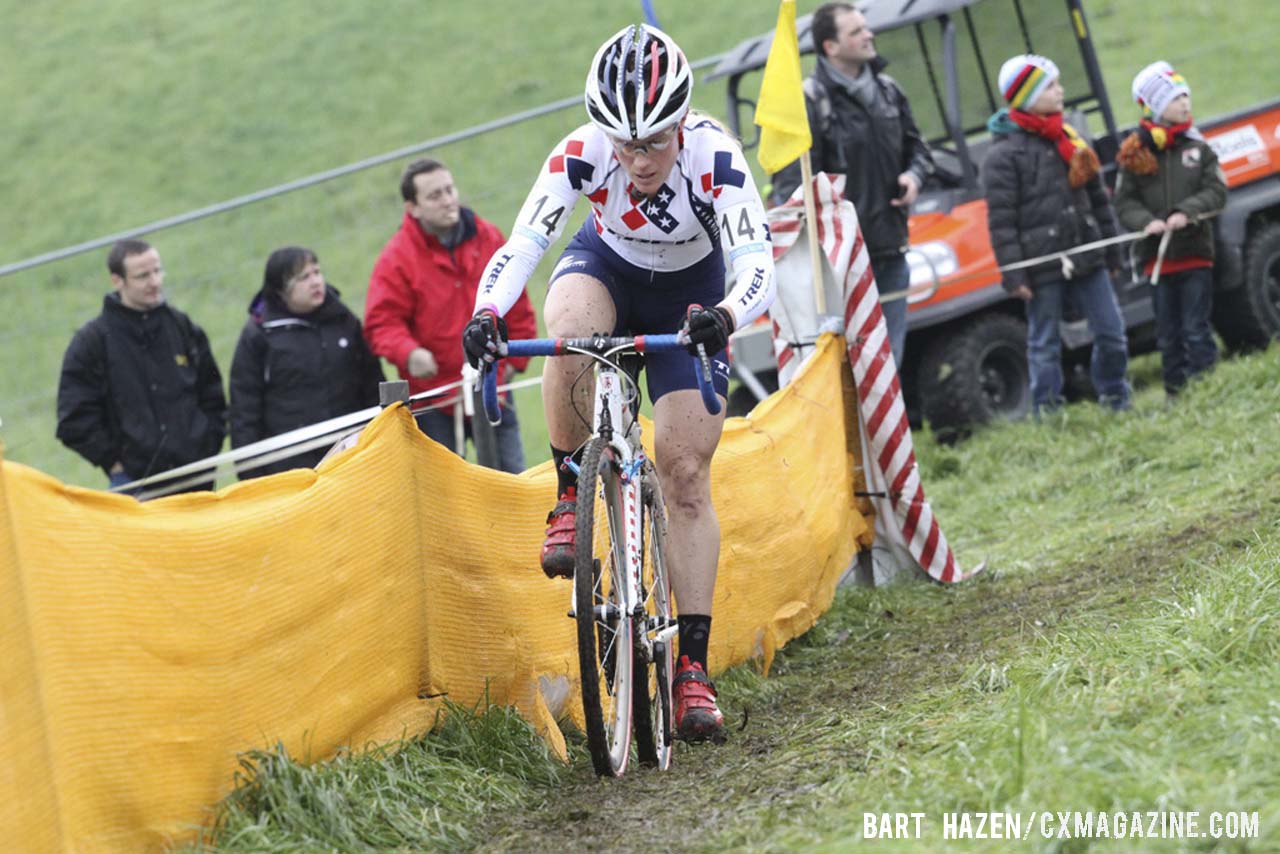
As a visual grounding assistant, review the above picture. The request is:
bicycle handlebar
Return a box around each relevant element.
[480,334,721,424]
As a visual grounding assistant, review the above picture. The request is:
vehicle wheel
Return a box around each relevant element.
[574,437,632,777]
[919,312,1030,438]
[1213,222,1280,351]
[632,461,674,770]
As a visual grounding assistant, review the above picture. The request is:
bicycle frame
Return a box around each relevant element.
[484,334,707,645]
[479,334,718,773]
[594,363,638,581]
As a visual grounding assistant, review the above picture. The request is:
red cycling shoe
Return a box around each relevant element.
[673,655,725,742]
[540,487,577,578]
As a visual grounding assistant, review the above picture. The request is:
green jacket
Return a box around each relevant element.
[1114,130,1227,264]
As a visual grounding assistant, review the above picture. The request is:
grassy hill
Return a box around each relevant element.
[1,0,1275,487]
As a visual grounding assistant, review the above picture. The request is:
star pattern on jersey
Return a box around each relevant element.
[622,182,680,233]
[548,139,595,190]
[699,150,747,198]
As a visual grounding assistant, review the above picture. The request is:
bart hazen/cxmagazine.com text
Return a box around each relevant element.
[862,810,1260,841]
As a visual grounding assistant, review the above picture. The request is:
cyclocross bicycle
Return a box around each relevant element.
[481,334,720,777]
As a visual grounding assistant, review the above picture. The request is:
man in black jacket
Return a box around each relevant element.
[982,54,1131,415]
[56,240,227,493]
[771,1,934,367]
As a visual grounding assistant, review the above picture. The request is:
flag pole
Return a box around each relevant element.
[799,151,825,315]
[754,0,818,309]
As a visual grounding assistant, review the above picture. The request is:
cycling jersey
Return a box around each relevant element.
[475,117,776,328]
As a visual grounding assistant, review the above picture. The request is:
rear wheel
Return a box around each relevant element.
[919,312,1030,439]
[1213,222,1280,351]
[574,438,632,777]
[632,460,675,770]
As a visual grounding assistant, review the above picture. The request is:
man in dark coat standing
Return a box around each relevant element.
[56,239,227,494]
[771,1,935,367]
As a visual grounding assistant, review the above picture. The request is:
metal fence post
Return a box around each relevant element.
[378,380,410,408]
[469,382,500,471]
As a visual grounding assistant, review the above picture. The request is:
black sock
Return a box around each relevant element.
[550,444,580,497]
[678,614,712,671]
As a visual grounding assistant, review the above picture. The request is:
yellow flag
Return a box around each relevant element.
[754,0,812,174]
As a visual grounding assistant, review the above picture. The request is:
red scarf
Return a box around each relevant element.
[1009,109,1101,188]
[1139,117,1193,151]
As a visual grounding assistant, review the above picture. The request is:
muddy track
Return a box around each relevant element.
[471,509,1260,852]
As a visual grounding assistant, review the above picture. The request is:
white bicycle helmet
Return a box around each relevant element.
[585,23,692,140]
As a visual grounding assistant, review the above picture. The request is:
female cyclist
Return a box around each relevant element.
[462,23,776,742]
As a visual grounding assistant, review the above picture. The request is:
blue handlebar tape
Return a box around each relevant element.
[481,364,502,425]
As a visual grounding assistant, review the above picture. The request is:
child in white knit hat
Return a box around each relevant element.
[1114,61,1227,398]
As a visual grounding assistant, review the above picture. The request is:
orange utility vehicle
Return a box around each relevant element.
[712,0,1280,432]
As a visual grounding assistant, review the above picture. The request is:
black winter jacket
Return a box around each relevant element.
[771,57,935,257]
[56,294,227,481]
[981,118,1122,291]
[229,286,383,477]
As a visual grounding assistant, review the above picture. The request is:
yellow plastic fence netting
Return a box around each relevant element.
[0,335,872,852]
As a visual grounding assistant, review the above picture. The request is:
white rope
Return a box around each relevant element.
[113,375,541,496]
[1150,229,1174,285]
[879,208,1221,304]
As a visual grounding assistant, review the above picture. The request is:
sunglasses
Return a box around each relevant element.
[609,128,677,156]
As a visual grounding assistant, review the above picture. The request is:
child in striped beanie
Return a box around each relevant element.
[994,54,1100,188]
[981,53,1131,413]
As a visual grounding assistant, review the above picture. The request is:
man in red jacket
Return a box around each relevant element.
[365,158,538,472]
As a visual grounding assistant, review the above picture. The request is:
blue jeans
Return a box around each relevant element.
[1152,267,1218,395]
[1026,268,1131,413]
[417,394,526,474]
[872,253,910,368]
[107,469,142,498]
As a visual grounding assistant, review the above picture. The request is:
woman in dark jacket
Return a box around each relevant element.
[229,246,384,477]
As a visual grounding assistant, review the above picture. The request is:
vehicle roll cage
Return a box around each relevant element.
[706,0,1120,187]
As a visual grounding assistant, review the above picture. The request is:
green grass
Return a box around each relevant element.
[707,529,1280,852]
[2,0,1275,487]
[180,701,564,853]
[183,345,1280,852]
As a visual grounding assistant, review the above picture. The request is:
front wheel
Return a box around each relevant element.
[632,460,675,770]
[574,437,633,777]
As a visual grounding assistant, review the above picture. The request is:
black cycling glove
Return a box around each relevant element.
[461,308,508,368]
[682,304,735,356]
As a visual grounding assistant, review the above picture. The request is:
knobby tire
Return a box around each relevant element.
[574,437,633,776]
[631,459,675,770]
